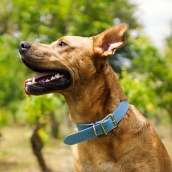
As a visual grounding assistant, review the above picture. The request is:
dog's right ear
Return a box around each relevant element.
[93,24,128,58]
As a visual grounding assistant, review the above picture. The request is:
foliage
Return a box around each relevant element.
[38,127,49,144]
[0,0,139,39]
[0,0,140,126]
[0,34,27,107]
[0,0,171,126]
[0,108,9,126]
[120,68,156,116]
[163,35,172,121]
[1,1,171,170]
[128,34,172,122]
[23,94,63,125]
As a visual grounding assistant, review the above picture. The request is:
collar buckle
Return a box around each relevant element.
[110,113,118,128]
[92,123,98,136]
[100,113,118,135]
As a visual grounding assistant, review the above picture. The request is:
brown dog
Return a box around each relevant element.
[19,24,172,172]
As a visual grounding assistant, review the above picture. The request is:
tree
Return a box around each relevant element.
[163,32,172,133]
[0,0,140,121]
[23,94,64,171]
[0,1,142,170]
[0,0,140,71]
[128,34,172,134]
[0,34,27,107]
[120,68,156,118]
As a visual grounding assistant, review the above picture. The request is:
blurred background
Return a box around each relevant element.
[0,0,172,172]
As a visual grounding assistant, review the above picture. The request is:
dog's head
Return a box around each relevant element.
[19,24,128,96]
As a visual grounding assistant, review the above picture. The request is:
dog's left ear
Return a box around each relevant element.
[93,24,128,57]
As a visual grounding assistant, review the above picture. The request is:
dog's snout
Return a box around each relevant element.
[19,41,31,53]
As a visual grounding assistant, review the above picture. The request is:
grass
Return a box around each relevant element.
[0,121,172,172]
[0,124,73,172]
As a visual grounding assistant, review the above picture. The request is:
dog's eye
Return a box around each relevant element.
[58,41,67,46]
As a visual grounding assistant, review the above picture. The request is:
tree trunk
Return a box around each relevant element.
[0,132,3,142]
[30,123,51,172]
[50,112,59,138]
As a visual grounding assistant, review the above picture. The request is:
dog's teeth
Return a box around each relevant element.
[51,76,55,80]
[27,82,32,85]
[32,77,36,84]
[55,74,60,79]
[46,79,50,82]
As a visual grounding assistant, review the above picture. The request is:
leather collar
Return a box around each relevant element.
[64,101,129,145]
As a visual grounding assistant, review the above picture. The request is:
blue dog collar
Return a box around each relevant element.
[64,101,129,145]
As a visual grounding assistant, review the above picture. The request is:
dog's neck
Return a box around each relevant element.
[63,63,127,124]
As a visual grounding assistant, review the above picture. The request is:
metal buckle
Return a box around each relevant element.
[109,114,118,128]
[92,123,98,136]
[100,114,118,135]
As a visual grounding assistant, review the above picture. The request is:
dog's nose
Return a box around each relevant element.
[19,41,31,53]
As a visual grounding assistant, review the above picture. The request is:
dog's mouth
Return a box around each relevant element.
[22,59,72,96]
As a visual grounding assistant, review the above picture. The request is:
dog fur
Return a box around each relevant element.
[19,24,172,172]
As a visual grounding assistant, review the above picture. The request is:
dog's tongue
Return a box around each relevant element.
[24,79,32,97]
[34,72,57,80]
[24,72,57,97]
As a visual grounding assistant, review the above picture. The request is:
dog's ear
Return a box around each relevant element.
[93,24,128,57]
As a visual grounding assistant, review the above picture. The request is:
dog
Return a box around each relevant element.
[19,23,172,172]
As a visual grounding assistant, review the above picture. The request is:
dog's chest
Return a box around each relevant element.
[74,158,120,172]
[72,142,121,172]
